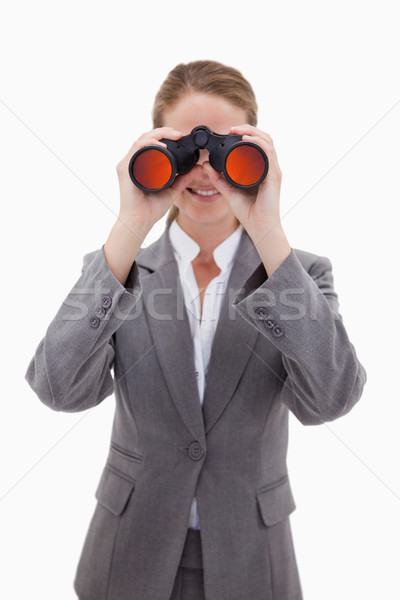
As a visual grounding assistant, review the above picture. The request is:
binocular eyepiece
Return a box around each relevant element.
[128,126,269,192]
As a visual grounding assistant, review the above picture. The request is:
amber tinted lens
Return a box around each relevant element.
[225,145,266,186]
[132,149,173,190]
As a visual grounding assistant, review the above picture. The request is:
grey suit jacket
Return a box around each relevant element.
[26,227,366,600]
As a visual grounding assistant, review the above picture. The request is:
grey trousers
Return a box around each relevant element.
[169,529,205,600]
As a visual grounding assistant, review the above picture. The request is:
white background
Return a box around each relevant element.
[1,0,399,598]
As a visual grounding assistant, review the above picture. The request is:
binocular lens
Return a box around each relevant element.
[225,145,266,187]
[132,149,173,190]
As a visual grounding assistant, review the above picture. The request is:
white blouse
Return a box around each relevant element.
[169,219,243,529]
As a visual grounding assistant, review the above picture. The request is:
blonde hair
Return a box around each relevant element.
[151,60,258,225]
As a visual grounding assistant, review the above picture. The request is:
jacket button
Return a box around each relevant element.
[188,441,204,461]
[95,306,106,318]
[272,324,284,337]
[89,316,100,329]
[101,295,112,309]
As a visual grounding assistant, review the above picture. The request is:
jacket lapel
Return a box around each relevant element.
[201,232,261,434]
[137,227,263,440]
[137,230,206,445]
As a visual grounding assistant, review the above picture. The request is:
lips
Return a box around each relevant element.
[190,188,218,196]
[188,188,221,202]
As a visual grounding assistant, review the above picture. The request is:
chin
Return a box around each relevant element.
[178,205,233,227]
[176,193,234,226]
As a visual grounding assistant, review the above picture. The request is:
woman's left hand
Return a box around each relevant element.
[203,124,291,275]
[203,124,282,235]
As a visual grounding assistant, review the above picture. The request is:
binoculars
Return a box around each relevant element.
[128,125,269,192]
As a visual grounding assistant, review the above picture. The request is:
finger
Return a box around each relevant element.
[126,127,183,156]
[139,127,183,141]
[135,137,169,150]
[241,134,275,154]
[230,125,274,145]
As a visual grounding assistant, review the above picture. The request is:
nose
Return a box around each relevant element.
[196,148,210,166]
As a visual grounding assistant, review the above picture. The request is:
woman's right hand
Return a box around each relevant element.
[115,126,184,234]
[105,127,195,285]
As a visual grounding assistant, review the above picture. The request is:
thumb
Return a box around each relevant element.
[202,162,234,198]
[168,165,203,196]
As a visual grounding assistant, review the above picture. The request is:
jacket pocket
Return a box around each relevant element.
[95,465,136,516]
[110,441,144,464]
[256,475,296,526]
[94,443,143,515]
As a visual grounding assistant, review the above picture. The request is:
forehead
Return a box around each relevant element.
[162,92,248,135]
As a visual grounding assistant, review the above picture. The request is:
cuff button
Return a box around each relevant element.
[101,295,112,309]
[95,306,106,318]
[255,307,268,319]
[272,324,284,337]
[264,317,276,329]
[89,316,100,329]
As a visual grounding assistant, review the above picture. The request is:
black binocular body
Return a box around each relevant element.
[128,126,269,192]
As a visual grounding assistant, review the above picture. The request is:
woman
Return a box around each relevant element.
[26,60,366,600]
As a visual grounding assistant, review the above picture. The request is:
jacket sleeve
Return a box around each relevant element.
[25,247,142,413]
[233,249,367,425]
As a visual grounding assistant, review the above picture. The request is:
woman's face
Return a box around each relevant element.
[162,92,248,230]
